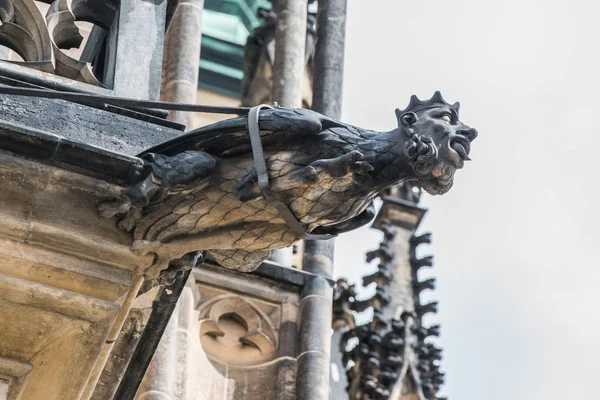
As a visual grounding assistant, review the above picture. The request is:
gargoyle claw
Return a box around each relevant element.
[131,240,159,256]
[117,209,142,232]
[349,161,375,176]
[312,150,373,178]
[132,240,176,279]
[343,150,374,176]
[345,150,364,163]
[97,196,131,218]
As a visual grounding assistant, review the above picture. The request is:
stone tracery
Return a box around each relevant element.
[0,0,119,86]
[198,294,278,366]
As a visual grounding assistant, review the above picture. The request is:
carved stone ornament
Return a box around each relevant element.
[98,92,478,277]
[0,0,118,85]
[198,294,278,366]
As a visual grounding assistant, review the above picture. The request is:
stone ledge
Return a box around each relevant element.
[0,93,182,160]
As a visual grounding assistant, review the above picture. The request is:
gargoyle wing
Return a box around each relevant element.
[141,107,348,157]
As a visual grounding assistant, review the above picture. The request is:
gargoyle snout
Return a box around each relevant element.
[456,127,478,142]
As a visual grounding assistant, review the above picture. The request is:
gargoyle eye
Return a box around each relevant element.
[441,114,452,123]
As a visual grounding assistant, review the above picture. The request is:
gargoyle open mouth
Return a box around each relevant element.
[448,136,471,168]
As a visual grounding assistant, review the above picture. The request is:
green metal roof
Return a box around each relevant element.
[199,0,271,97]
[203,9,250,45]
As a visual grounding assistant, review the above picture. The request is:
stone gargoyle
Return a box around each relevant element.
[98,92,477,277]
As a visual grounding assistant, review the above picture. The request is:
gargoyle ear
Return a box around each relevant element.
[396,110,417,134]
[395,108,403,124]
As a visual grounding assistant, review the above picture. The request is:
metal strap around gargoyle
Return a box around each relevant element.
[248,105,336,241]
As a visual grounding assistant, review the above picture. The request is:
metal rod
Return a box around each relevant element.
[0,86,251,114]
[81,275,145,400]
[0,60,113,94]
[113,269,192,400]
[297,0,348,399]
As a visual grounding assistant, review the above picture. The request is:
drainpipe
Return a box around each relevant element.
[160,0,204,128]
[270,0,308,267]
[297,1,348,399]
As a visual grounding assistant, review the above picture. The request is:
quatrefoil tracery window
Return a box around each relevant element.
[198,294,278,366]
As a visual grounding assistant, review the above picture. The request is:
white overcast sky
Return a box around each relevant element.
[335,1,600,399]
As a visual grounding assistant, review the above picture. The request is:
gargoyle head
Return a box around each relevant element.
[396,91,478,195]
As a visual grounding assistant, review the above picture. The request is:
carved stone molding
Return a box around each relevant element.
[0,357,32,400]
[0,137,155,399]
[198,294,278,366]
